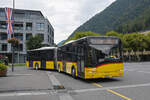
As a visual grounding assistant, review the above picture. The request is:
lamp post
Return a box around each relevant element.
[13,0,15,10]
[12,0,15,72]
[12,42,14,72]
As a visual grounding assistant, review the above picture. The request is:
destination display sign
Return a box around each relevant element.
[90,38,118,45]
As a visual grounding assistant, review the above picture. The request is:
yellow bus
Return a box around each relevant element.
[26,47,57,70]
[57,36,123,79]
[26,36,123,79]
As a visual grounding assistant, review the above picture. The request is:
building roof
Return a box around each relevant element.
[0,8,44,18]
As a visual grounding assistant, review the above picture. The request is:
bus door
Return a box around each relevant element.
[41,51,46,69]
[41,59,46,69]
[54,49,57,70]
[77,46,84,77]
[62,53,66,72]
[29,52,33,67]
[29,60,33,67]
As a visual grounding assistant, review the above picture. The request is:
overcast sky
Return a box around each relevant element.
[0,0,116,43]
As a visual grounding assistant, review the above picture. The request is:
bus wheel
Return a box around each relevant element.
[72,67,76,78]
[58,64,61,72]
[35,63,39,70]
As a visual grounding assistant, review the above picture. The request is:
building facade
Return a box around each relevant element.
[0,8,54,63]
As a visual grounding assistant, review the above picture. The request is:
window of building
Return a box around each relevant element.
[25,12,31,19]
[26,33,32,40]
[48,25,50,33]
[14,12,25,18]
[36,23,44,30]
[14,22,23,30]
[0,11,5,17]
[51,30,54,37]
[0,33,7,40]
[34,12,42,16]
[12,33,23,41]
[0,44,7,51]
[26,23,32,31]
[50,30,52,36]
[18,44,23,51]
[13,44,23,51]
[0,21,7,29]
[48,35,49,42]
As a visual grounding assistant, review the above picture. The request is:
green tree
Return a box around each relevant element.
[136,34,148,51]
[122,33,148,51]
[26,35,43,50]
[121,34,131,51]
[145,33,150,50]
[105,31,123,37]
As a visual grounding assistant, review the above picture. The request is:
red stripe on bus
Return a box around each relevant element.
[66,61,77,64]
[86,62,123,69]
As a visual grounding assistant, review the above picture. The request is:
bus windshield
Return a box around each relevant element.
[87,44,121,66]
[89,44,117,55]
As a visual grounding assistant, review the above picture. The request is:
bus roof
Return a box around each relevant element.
[28,47,57,52]
[61,36,120,46]
[64,40,76,45]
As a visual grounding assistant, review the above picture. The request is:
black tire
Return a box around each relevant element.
[35,63,39,70]
[72,67,76,78]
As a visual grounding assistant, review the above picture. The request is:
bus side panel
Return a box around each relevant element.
[29,60,33,68]
[85,63,123,79]
[66,62,72,74]
[33,61,41,69]
[74,63,78,77]
[66,62,78,76]
[46,61,54,70]
[26,61,29,68]
[57,61,63,72]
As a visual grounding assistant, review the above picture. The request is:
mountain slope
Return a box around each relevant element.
[69,0,150,38]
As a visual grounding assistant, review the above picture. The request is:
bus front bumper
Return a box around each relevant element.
[84,70,123,79]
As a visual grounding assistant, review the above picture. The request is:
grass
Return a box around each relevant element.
[9,63,26,67]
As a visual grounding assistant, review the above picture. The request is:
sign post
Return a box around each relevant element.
[5,0,15,72]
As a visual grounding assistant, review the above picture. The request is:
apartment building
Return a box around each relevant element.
[0,8,54,63]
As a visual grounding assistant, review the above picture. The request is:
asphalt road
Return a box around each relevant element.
[0,62,150,100]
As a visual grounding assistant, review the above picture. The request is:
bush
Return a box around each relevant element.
[0,63,8,71]
[0,60,4,64]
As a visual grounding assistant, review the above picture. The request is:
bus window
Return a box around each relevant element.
[95,49,106,63]
[89,44,121,64]
[109,46,120,59]
[87,47,97,66]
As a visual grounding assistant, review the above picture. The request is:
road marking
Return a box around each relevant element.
[107,89,131,100]
[125,69,137,72]
[1,82,150,98]
[125,69,150,74]
[47,72,61,86]
[92,83,103,88]
[137,71,150,74]
[9,74,32,76]
[73,82,150,93]
[59,94,74,100]
[0,92,48,97]
[46,72,64,89]
[92,83,132,100]
[47,72,74,100]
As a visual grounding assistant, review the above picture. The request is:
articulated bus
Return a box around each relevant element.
[26,36,123,79]
[26,47,57,70]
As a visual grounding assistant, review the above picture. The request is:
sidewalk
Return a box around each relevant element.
[0,67,53,92]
